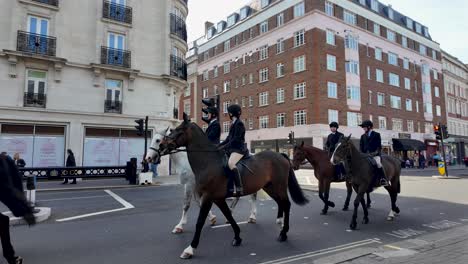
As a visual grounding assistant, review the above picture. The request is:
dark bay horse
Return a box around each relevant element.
[291,142,371,215]
[0,155,36,264]
[160,113,309,259]
[331,136,401,230]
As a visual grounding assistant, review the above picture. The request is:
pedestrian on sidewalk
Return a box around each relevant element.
[150,160,159,178]
[62,149,77,184]
[419,152,426,169]
[13,153,26,168]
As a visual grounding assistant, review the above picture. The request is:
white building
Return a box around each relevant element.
[0,0,188,172]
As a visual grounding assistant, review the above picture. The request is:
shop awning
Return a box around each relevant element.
[392,138,426,151]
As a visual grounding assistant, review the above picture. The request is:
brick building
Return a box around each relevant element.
[189,0,446,156]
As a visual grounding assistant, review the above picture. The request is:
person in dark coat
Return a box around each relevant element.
[359,120,388,186]
[325,122,345,181]
[13,153,26,168]
[204,106,221,145]
[63,149,77,184]
[218,104,248,196]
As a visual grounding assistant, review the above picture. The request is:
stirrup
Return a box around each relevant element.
[380,178,389,186]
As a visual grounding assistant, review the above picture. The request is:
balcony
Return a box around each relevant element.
[104,100,122,114]
[17,31,56,57]
[101,46,131,68]
[170,55,187,81]
[23,93,46,108]
[102,0,132,24]
[31,0,59,7]
[170,13,187,42]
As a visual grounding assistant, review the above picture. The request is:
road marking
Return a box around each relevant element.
[258,239,381,264]
[39,195,109,202]
[384,245,402,250]
[211,221,248,229]
[56,190,134,222]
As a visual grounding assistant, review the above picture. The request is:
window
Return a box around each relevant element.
[345,61,359,75]
[392,119,403,132]
[325,1,334,16]
[432,50,437,60]
[259,45,269,60]
[404,78,411,90]
[407,120,414,133]
[241,75,246,86]
[436,105,441,116]
[260,21,269,34]
[184,85,191,97]
[223,101,230,114]
[183,101,191,116]
[374,23,380,35]
[294,82,306,99]
[276,38,285,54]
[415,23,422,34]
[406,18,413,29]
[241,97,246,107]
[224,61,230,74]
[277,63,285,78]
[433,70,439,80]
[25,70,47,107]
[379,116,387,129]
[343,10,356,25]
[261,0,270,8]
[327,54,336,71]
[224,40,230,52]
[403,58,409,69]
[248,119,253,129]
[294,55,306,73]
[375,48,382,60]
[389,73,400,87]
[104,79,122,104]
[388,7,394,19]
[213,66,219,77]
[420,44,427,55]
[435,86,440,97]
[326,30,335,45]
[423,83,431,94]
[370,0,379,11]
[368,91,373,104]
[424,103,433,114]
[259,92,269,106]
[328,82,337,98]
[294,29,305,47]
[406,99,412,111]
[223,80,231,93]
[416,101,419,112]
[414,80,419,92]
[376,69,384,83]
[347,112,362,127]
[277,113,286,128]
[277,13,284,27]
[202,88,208,98]
[294,110,307,126]
[402,36,408,48]
[214,85,219,95]
[277,88,285,103]
[345,35,358,50]
[294,2,305,17]
[249,73,254,84]
[259,116,269,129]
[388,52,398,66]
[223,122,230,133]
[387,29,396,42]
[377,93,385,106]
[259,68,269,83]
[328,109,338,124]
[390,96,402,109]
[202,70,209,81]
[249,96,253,107]
[346,86,361,101]
[367,66,371,80]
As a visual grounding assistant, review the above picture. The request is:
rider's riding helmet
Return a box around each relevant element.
[227,104,242,118]
[206,106,218,117]
[329,122,339,128]
[359,120,374,128]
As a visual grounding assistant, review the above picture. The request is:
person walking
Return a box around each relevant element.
[419,153,426,169]
[13,153,26,168]
[62,149,77,184]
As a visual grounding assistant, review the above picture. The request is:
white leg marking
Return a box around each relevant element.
[180,245,194,259]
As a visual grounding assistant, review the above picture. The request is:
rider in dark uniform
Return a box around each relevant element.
[359,120,388,186]
[218,104,247,196]
[325,122,345,181]
[204,106,221,145]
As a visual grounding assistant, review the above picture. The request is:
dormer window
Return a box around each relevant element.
[388,7,394,19]
[359,0,366,5]
[406,18,413,29]
[370,0,379,12]
[240,6,250,20]
[415,23,422,34]
[227,13,238,27]
[423,27,429,38]
[261,0,270,9]
[217,21,226,33]
[207,27,216,39]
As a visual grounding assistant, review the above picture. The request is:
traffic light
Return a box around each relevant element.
[441,125,449,139]
[135,119,144,136]
[433,125,441,140]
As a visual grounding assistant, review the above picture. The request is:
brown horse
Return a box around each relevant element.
[331,135,401,230]
[160,113,308,259]
[291,142,371,215]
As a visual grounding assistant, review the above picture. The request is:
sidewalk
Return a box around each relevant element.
[314,224,468,264]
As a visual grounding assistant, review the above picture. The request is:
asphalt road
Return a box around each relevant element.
[5,184,468,264]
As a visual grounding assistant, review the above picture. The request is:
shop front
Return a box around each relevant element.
[444,136,467,165]
[250,137,313,158]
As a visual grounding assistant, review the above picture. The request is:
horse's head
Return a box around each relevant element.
[292,141,306,170]
[160,113,192,154]
[146,126,171,163]
[331,134,352,165]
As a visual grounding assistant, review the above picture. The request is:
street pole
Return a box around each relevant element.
[439,122,449,177]
[144,115,149,160]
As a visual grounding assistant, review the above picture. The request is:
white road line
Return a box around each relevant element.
[258,239,381,264]
[56,190,134,222]
[39,195,109,202]
[211,221,249,229]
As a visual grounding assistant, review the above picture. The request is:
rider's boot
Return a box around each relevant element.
[232,167,243,196]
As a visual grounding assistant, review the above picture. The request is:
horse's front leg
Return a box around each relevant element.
[180,199,213,259]
[0,213,20,264]
[248,193,257,223]
[173,183,192,234]
[343,181,353,211]
[215,200,242,246]
[321,180,335,215]
[350,188,365,230]
[366,192,372,209]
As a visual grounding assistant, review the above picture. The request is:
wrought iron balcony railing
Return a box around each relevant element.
[31,0,59,7]
[170,55,187,81]
[23,93,46,108]
[103,0,132,24]
[17,31,56,56]
[101,46,131,68]
[104,100,122,114]
[170,13,187,42]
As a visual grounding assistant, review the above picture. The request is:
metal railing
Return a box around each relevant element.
[32,0,59,7]
[23,93,46,108]
[17,31,56,56]
[101,46,131,68]
[103,0,132,24]
[104,100,122,114]
[170,55,187,81]
[170,13,187,42]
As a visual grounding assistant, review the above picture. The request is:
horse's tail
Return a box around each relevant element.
[281,154,309,205]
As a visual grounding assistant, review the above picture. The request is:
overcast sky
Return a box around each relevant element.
[187,0,468,63]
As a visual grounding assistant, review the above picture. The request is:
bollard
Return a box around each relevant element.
[26,176,36,208]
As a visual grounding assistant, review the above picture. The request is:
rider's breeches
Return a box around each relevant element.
[373,156,383,168]
[228,153,243,170]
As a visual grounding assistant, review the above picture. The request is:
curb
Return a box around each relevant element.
[4,207,51,226]
[431,175,462,179]
[36,183,180,192]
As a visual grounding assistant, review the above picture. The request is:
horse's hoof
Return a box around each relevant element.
[180,246,194,259]
[12,256,23,264]
[362,217,369,224]
[172,227,184,234]
[387,216,395,221]
[342,206,349,211]
[394,207,400,214]
[367,204,372,209]
[225,220,231,224]
[276,218,283,225]
[248,217,256,224]
[277,233,288,242]
[328,201,336,208]
[320,210,328,215]
[350,222,357,230]
[210,217,217,226]
[232,237,242,247]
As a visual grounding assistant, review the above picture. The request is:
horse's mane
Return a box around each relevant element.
[188,122,219,152]
[301,144,327,154]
